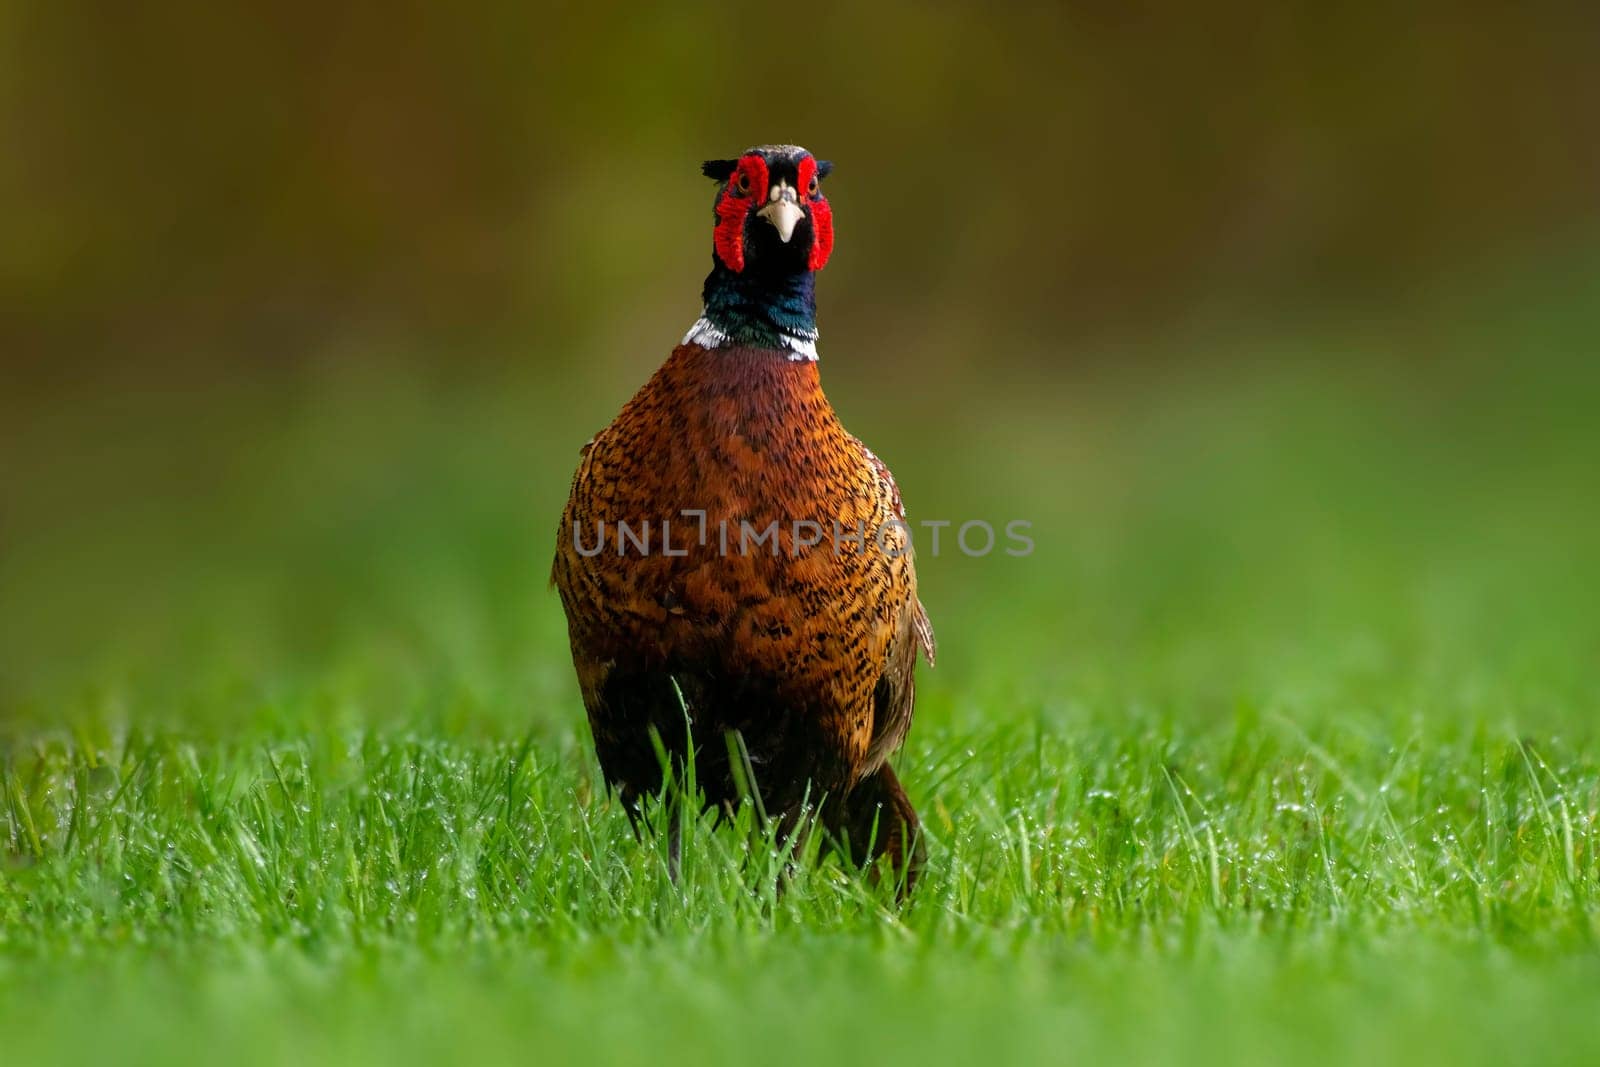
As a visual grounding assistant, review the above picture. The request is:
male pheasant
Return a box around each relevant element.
[552,144,935,889]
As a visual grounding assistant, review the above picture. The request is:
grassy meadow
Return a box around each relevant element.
[3,257,1600,1065]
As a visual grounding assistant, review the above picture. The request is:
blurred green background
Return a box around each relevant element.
[4,9,1600,1066]
[3,2,1599,727]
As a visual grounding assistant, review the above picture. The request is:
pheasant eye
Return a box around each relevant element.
[807,176,819,197]
[734,172,751,195]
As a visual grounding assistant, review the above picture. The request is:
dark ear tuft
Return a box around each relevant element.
[815,160,833,179]
[701,159,738,181]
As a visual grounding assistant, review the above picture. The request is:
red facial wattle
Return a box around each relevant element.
[713,155,767,273]
[797,155,833,272]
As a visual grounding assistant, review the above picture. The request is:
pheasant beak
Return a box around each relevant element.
[756,181,804,243]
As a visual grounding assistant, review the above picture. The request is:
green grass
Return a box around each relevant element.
[4,716,1599,1065]
[4,265,1600,1065]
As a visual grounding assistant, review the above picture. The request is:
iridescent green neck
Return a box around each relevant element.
[687,258,818,360]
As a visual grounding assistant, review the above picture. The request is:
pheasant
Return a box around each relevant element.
[552,144,935,890]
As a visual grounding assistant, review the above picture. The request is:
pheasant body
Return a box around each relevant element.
[552,145,933,886]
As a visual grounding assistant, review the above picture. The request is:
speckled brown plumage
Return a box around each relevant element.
[553,343,933,886]
[552,145,933,891]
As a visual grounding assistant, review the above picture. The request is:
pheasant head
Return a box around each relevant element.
[691,145,834,360]
[701,144,834,275]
